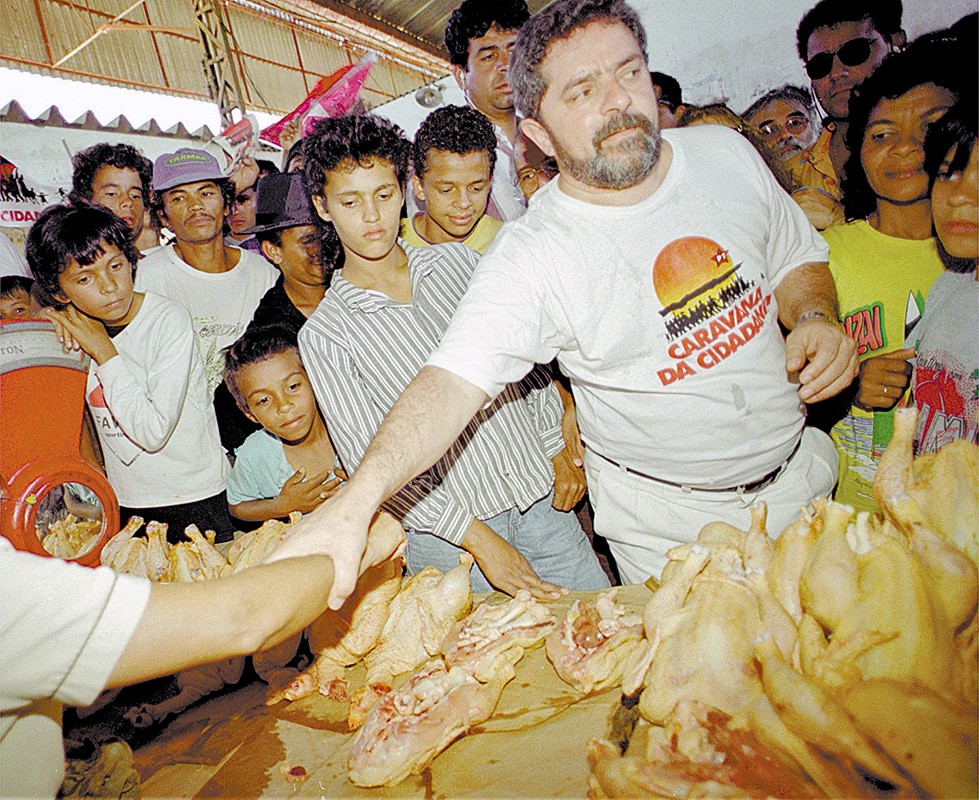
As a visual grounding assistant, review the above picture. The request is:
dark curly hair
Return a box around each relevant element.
[223,324,302,411]
[302,114,411,200]
[26,204,139,306]
[840,43,960,221]
[444,0,530,68]
[150,177,236,222]
[795,0,903,61]
[68,143,153,206]
[510,0,647,121]
[412,105,497,179]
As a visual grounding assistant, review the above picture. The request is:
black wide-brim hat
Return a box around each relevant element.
[243,172,318,234]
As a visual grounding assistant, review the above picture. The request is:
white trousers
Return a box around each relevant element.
[584,427,838,585]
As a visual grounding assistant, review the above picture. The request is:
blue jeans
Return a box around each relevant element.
[405,491,610,593]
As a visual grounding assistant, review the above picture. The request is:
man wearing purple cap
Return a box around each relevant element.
[136,148,277,454]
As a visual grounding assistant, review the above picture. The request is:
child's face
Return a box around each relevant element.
[0,288,39,320]
[932,141,978,260]
[91,165,145,236]
[239,350,319,442]
[313,158,403,267]
[56,242,137,326]
[412,149,492,242]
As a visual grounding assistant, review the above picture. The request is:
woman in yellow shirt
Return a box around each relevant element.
[822,42,961,511]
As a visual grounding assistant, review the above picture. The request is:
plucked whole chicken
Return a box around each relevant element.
[593,407,978,799]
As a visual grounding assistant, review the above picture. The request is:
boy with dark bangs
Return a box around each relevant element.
[300,114,608,598]
[223,324,342,522]
[403,105,501,254]
[26,204,232,542]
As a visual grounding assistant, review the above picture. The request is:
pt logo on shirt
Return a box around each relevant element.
[653,236,771,386]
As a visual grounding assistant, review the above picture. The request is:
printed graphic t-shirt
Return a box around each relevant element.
[135,243,276,394]
[429,126,827,487]
[823,220,944,511]
[905,269,979,455]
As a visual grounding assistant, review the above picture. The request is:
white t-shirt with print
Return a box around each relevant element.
[86,292,228,507]
[429,126,828,488]
[135,243,276,394]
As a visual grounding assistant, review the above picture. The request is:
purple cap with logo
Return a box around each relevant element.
[153,148,226,192]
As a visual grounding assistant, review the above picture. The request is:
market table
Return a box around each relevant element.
[133,583,652,799]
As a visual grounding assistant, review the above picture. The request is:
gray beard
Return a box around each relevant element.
[552,112,661,189]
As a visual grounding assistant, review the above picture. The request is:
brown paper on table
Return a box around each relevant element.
[135,584,652,799]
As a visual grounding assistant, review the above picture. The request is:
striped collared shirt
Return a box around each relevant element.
[299,241,563,545]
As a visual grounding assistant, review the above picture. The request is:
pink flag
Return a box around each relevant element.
[260,52,378,146]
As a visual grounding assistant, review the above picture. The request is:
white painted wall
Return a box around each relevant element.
[377,0,975,132]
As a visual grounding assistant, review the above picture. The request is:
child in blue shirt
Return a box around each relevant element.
[223,324,342,521]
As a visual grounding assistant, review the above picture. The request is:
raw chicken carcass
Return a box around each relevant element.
[168,541,206,582]
[545,589,642,694]
[99,516,144,568]
[145,521,171,581]
[348,555,473,727]
[110,536,149,578]
[348,649,521,787]
[265,556,403,705]
[185,524,228,578]
[874,406,978,563]
[226,515,298,574]
[442,589,555,679]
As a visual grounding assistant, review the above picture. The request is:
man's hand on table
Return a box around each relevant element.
[785,317,858,403]
[265,483,394,610]
[463,518,568,600]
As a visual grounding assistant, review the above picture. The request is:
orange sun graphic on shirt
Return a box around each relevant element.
[653,236,744,316]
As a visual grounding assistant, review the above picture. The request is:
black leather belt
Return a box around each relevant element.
[588,436,803,494]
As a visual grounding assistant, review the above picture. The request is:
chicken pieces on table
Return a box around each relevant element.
[546,589,643,695]
[347,554,474,728]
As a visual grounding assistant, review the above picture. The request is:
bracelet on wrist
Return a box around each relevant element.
[796,309,838,326]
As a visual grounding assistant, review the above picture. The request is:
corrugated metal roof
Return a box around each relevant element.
[324,0,552,52]
[0,0,452,117]
[1,99,218,140]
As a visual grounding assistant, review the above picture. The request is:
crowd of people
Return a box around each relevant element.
[1,0,976,795]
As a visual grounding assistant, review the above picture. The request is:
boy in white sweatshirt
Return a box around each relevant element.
[26,204,232,542]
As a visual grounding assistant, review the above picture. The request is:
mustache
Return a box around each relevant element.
[593,112,657,148]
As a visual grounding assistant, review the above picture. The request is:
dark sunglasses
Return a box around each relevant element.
[805,37,874,80]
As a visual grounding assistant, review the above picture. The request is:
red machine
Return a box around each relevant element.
[1,319,119,565]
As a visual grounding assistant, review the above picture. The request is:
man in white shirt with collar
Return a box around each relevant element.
[273,0,859,610]
[445,0,531,222]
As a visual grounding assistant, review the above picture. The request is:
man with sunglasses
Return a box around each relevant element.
[787,0,905,229]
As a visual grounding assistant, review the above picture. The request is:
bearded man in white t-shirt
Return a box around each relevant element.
[270,0,859,609]
[136,148,276,453]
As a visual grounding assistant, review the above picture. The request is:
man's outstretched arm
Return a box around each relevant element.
[775,261,858,404]
[266,366,489,609]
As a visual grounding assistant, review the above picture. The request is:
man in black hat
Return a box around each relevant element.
[213,173,341,459]
[246,172,340,341]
